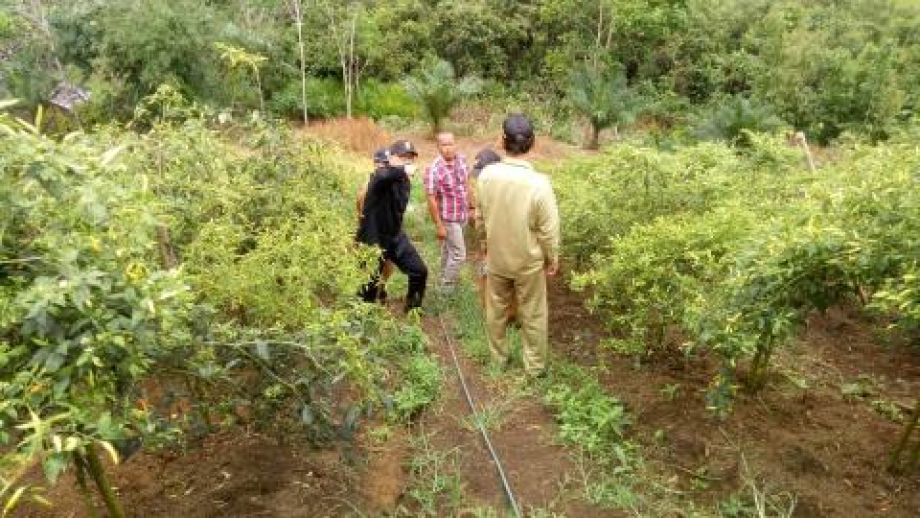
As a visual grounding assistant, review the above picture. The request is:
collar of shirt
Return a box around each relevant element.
[502,157,533,170]
[434,155,467,173]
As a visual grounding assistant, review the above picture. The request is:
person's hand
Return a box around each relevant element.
[545,258,560,277]
[436,223,447,241]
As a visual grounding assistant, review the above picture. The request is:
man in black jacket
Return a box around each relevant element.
[357,140,428,311]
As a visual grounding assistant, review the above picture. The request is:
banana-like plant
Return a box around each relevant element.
[569,62,636,150]
[402,58,481,136]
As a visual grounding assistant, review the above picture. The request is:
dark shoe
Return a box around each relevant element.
[405,290,423,313]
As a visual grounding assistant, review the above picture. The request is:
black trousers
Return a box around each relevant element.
[360,233,428,310]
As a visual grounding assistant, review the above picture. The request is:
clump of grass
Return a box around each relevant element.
[403,431,464,516]
[541,364,632,461]
[393,356,441,421]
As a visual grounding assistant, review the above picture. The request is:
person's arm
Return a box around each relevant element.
[372,165,408,186]
[476,181,487,256]
[533,181,561,275]
[423,166,446,240]
[463,159,477,226]
[466,179,477,227]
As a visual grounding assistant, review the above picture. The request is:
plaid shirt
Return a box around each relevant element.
[424,155,469,223]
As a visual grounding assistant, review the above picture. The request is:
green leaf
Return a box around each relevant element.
[42,454,67,484]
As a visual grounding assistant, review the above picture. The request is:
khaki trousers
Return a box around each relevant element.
[485,268,548,376]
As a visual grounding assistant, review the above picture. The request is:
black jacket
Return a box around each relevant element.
[356,165,411,248]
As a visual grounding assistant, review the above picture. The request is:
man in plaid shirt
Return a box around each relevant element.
[424,132,471,291]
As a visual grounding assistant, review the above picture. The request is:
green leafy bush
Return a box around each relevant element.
[393,356,441,421]
[1,103,439,514]
[0,103,194,515]
[543,365,631,459]
[555,140,784,268]
[556,129,920,413]
[269,77,346,120]
[357,79,418,120]
[574,209,755,354]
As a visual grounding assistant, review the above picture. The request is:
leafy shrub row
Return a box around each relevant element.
[1,99,436,512]
[556,130,919,412]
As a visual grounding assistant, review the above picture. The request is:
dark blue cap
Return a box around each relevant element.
[389,139,418,158]
[373,148,389,163]
[502,113,534,143]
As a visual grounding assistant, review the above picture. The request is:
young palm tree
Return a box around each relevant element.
[402,58,481,136]
[696,95,785,146]
[569,62,635,150]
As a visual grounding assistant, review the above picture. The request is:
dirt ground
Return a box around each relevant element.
[19,431,363,517]
[298,116,581,169]
[406,317,604,516]
[547,277,920,517]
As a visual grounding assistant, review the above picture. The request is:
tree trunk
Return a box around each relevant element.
[290,0,308,125]
[84,443,126,518]
[346,12,357,119]
[588,123,600,150]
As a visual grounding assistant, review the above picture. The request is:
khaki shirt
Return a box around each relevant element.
[475,157,560,276]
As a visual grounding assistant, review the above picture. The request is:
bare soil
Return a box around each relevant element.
[19,431,363,517]
[547,277,920,517]
[409,316,604,516]
[297,116,581,169]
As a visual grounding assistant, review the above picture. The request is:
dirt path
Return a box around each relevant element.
[409,312,604,516]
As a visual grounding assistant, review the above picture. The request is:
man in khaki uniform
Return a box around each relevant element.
[475,114,560,377]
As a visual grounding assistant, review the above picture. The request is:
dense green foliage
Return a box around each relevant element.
[556,130,919,411]
[2,0,916,142]
[1,0,918,512]
[0,104,194,497]
[0,97,437,512]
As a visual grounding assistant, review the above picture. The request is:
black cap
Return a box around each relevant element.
[502,113,534,143]
[389,139,418,158]
[373,148,390,163]
[472,148,501,177]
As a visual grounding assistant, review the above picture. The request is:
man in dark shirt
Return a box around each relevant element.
[357,140,428,311]
[357,149,395,300]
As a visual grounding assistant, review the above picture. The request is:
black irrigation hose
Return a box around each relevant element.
[435,307,522,518]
